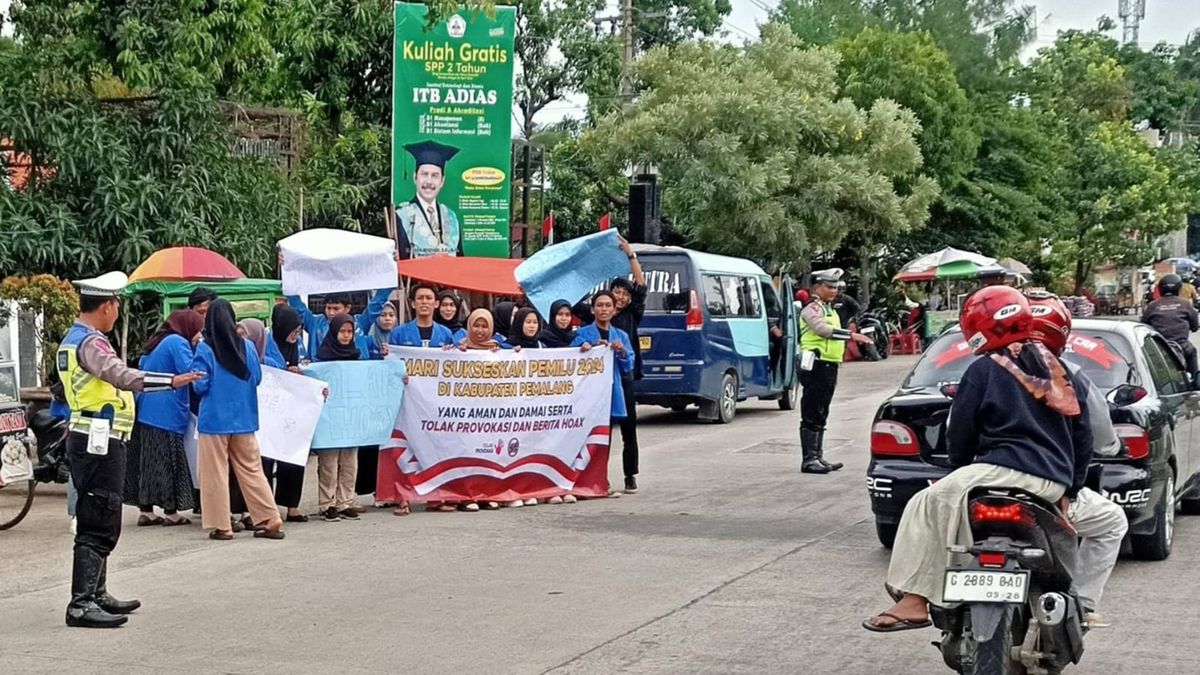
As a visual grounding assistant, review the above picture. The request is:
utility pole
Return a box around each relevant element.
[621,0,633,108]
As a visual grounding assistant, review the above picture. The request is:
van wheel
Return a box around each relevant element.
[716,373,738,424]
[1131,474,1175,561]
[778,375,799,410]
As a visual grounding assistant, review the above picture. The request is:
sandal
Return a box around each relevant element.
[137,515,165,527]
[209,530,234,541]
[285,513,310,523]
[393,503,412,517]
[162,517,192,527]
[254,528,286,540]
[861,612,931,633]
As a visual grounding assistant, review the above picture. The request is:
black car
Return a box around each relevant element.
[867,319,1200,560]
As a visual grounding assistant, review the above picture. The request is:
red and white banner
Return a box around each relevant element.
[378,346,615,503]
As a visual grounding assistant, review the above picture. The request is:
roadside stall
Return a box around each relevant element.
[894,247,1009,341]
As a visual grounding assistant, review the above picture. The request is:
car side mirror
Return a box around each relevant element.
[664,290,691,313]
[1107,384,1148,406]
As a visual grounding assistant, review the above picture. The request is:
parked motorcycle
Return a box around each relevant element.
[852,310,889,362]
[931,487,1086,675]
[0,405,69,531]
[29,407,69,485]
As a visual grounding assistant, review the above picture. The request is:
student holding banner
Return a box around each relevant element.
[389,283,456,348]
[507,308,546,351]
[573,291,635,423]
[313,314,372,521]
[263,306,310,523]
[435,291,468,345]
[538,300,577,348]
[287,288,392,361]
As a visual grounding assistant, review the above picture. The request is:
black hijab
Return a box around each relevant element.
[493,300,516,337]
[435,290,464,332]
[509,307,543,348]
[538,299,576,348]
[204,298,249,380]
[316,313,362,362]
[271,304,302,367]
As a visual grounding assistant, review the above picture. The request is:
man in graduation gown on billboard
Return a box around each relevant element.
[397,140,464,259]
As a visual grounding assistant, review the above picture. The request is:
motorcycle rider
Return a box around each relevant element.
[1027,291,1128,627]
[864,286,1092,632]
[1141,273,1199,379]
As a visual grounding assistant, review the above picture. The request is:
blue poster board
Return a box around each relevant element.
[304,360,407,449]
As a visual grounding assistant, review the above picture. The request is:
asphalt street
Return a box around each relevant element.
[1,355,1198,674]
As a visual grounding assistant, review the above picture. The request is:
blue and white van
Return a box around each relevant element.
[632,245,798,423]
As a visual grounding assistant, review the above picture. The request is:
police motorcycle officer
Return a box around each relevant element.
[1141,273,1200,379]
[59,272,203,628]
[798,268,874,474]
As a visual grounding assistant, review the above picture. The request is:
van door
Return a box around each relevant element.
[760,278,789,392]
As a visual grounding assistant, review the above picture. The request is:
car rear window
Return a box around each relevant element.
[904,329,1135,391]
[640,255,693,313]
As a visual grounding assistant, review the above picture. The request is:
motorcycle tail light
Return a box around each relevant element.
[870,421,920,456]
[978,551,1007,568]
[969,501,1035,528]
[1114,424,1150,460]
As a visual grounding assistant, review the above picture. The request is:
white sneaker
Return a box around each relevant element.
[563,495,577,504]
[461,502,480,512]
[547,496,564,505]
[506,500,524,508]
[523,498,538,506]
[69,517,77,535]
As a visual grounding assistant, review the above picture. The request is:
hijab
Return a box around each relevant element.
[464,309,497,350]
[434,291,464,333]
[204,298,249,380]
[990,341,1080,417]
[509,307,543,349]
[144,309,204,354]
[492,300,516,338]
[316,313,362,361]
[238,318,268,360]
[538,299,576,348]
[369,301,397,348]
[271,304,302,367]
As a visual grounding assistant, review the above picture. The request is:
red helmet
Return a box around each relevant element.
[1025,291,1072,355]
[960,286,1032,354]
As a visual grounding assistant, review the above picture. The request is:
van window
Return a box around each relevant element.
[703,275,762,318]
[701,274,727,316]
[639,256,691,313]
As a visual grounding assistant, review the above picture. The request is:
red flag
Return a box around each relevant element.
[599,213,611,231]
[542,211,555,244]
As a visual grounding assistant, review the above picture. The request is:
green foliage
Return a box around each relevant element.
[0,275,80,376]
[586,23,936,266]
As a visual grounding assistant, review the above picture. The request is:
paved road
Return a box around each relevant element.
[1,356,1197,674]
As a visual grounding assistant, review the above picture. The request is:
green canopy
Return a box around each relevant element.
[124,278,282,298]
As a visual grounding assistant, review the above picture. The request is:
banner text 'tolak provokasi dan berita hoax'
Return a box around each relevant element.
[392,3,516,259]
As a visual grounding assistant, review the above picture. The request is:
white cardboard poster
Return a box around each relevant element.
[279,228,397,296]
[255,366,328,467]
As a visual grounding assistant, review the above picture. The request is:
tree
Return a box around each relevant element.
[585,23,937,267]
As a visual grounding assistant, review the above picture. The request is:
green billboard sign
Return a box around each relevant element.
[392,3,516,259]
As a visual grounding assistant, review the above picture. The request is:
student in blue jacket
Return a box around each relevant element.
[571,291,635,420]
[389,282,455,348]
[190,299,284,541]
[435,290,468,345]
[124,309,206,527]
[287,288,392,361]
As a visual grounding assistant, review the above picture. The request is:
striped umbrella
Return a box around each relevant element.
[129,247,246,282]
[893,247,1007,283]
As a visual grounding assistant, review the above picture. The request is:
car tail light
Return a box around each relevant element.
[969,502,1035,528]
[685,289,703,331]
[978,551,1007,568]
[1114,424,1150,460]
[871,421,920,456]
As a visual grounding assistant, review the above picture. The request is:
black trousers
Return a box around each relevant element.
[356,446,379,496]
[799,360,839,433]
[262,457,306,508]
[68,432,125,561]
[619,378,639,477]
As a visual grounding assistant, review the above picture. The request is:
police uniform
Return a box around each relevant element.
[396,140,465,259]
[59,272,177,628]
[798,269,855,474]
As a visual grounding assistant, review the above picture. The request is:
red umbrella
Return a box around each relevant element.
[129,247,246,282]
[397,256,522,296]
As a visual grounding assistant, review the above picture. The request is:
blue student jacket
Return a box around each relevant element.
[190,339,263,435]
[388,320,455,348]
[288,288,392,361]
[452,327,467,345]
[135,334,194,435]
[263,339,288,369]
[312,334,378,361]
[571,323,635,419]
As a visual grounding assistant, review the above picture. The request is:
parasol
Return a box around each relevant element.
[997,257,1032,276]
[894,247,1007,283]
[129,247,246,282]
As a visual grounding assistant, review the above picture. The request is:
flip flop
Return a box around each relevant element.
[253,529,285,540]
[209,530,234,541]
[137,515,165,527]
[162,517,192,527]
[862,612,932,633]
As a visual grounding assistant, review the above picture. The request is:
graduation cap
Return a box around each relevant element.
[405,140,460,172]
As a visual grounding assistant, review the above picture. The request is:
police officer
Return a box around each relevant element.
[799,268,873,474]
[1141,273,1199,379]
[59,272,203,628]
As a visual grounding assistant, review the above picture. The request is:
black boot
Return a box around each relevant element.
[95,559,141,615]
[800,429,832,474]
[65,549,127,628]
[817,431,843,472]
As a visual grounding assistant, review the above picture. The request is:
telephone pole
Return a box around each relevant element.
[621,0,633,108]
